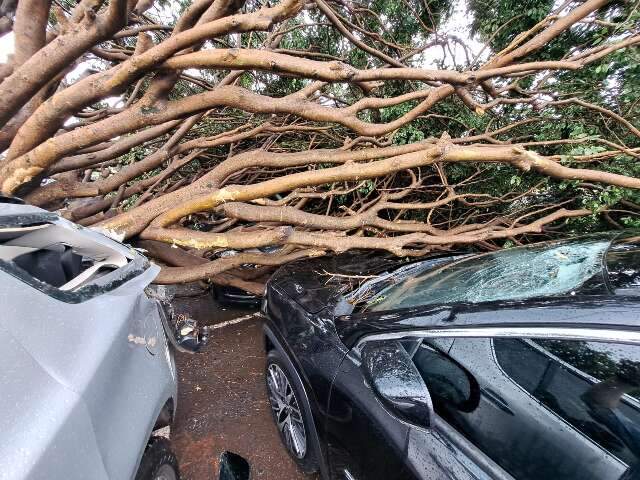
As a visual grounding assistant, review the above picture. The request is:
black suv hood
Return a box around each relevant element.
[270,232,640,348]
[270,251,410,313]
[270,250,461,314]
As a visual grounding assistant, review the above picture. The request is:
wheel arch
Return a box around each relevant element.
[153,397,175,431]
[263,323,331,479]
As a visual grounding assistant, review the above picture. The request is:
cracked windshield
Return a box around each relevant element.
[366,239,612,311]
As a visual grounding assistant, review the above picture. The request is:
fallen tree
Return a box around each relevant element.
[0,0,639,290]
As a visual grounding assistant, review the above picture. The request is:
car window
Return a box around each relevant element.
[496,339,640,461]
[365,239,610,311]
[409,336,640,480]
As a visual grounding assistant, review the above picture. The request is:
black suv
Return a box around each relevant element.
[262,234,640,480]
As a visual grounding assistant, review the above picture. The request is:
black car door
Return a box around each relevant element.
[325,347,413,480]
[327,334,640,480]
[410,335,640,480]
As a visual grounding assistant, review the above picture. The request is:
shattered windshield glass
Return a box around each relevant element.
[365,239,612,312]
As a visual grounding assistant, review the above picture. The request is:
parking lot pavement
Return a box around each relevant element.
[171,291,317,480]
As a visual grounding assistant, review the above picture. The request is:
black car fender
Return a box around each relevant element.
[263,322,331,480]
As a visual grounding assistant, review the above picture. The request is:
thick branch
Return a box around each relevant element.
[5,0,303,161]
[153,248,324,284]
[128,144,640,250]
[0,0,131,127]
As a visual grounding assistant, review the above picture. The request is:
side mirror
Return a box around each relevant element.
[155,296,211,354]
[172,315,211,353]
[361,341,433,427]
[219,451,250,480]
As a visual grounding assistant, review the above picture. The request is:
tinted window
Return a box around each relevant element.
[409,337,640,480]
[366,239,610,311]
[494,338,640,477]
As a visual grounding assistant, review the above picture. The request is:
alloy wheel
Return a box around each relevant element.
[266,363,307,459]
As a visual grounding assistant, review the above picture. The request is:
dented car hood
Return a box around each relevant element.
[270,235,640,349]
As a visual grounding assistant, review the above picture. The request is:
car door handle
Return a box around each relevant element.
[481,387,514,416]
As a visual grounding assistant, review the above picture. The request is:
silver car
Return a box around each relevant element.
[0,198,181,480]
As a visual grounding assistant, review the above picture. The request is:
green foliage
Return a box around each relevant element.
[469,0,555,52]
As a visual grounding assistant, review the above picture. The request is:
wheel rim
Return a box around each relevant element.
[154,464,177,480]
[267,363,307,459]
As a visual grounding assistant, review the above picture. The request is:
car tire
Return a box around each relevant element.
[135,437,180,480]
[265,349,320,474]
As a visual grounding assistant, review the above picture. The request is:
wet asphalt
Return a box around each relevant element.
[170,290,317,480]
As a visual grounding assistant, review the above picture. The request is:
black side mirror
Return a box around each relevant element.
[219,451,250,480]
[361,341,433,427]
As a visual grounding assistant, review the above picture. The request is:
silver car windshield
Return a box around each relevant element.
[365,239,611,312]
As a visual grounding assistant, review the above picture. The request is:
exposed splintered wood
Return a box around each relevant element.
[0,0,638,286]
